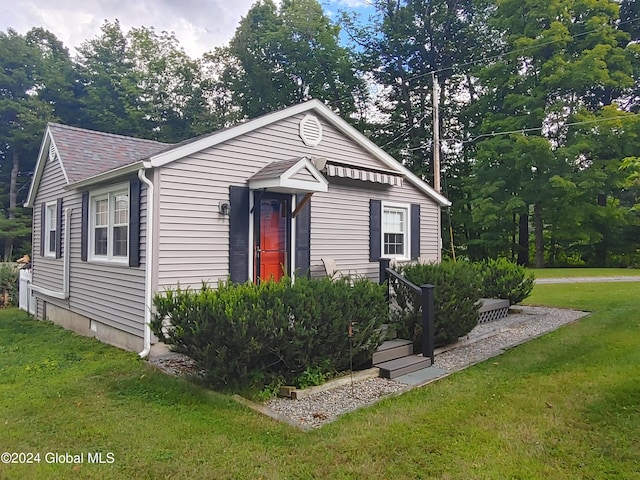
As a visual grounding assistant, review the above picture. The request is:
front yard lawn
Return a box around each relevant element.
[1,281,639,479]
[529,267,639,278]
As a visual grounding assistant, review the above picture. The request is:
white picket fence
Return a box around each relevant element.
[19,269,36,314]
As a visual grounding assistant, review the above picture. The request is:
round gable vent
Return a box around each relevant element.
[299,114,323,147]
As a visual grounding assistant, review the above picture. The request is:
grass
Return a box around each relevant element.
[1,281,639,479]
[529,267,639,278]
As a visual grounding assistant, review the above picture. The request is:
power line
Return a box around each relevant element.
[443,114,640,145]
[327,13,640,149]
[406,16,640,83]
[388,113,640,150]
[327,15,640,109]
[379,111,431,148]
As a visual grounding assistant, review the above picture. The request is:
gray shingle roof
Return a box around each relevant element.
[48,123,171,184]
[248,158,305,181]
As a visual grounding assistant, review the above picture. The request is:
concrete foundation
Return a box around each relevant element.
[43,302,144,353]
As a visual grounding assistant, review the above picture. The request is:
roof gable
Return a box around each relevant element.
[26,124,169,207]
[149,99,451,207]
[26,100,451,208]
[248,157,328,193]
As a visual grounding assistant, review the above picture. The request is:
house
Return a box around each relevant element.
[25,99,451,356]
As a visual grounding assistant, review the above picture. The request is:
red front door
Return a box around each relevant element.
[255,195,290,282]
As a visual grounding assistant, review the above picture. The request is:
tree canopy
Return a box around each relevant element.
[1,0,639,267]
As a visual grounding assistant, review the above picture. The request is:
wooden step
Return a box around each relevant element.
[372,339,413,364]
[375,355,432,379]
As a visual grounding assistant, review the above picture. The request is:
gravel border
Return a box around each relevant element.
[148,305,589,430]
[265,306,589,429]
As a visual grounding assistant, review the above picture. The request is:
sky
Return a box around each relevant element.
[0,0,373,58]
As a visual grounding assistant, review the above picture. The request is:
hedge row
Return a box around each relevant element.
[150,276,387,392]
[390,258,534,349]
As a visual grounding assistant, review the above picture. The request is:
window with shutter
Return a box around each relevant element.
[82,181,140,266]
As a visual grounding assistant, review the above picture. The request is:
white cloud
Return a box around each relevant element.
[0,0,255,57]
[329,0,372,7]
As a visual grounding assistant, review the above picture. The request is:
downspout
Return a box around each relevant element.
[137,167,153,358]
[30,208,71,300]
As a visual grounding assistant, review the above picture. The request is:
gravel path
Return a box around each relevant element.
[265,306,589,429]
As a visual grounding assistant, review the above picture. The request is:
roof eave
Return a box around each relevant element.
[309,103,452,207]
[149,99,451,207]
[25,126,54,208]
[65,161,146,190]
[149,101,325,168]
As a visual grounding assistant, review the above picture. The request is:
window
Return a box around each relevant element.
[45,202,57,257]
[89,185,129,262]
[382,203,409,260]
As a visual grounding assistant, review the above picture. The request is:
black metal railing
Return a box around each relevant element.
[379,259,435,365]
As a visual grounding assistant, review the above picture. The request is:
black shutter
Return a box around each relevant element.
[81,191,89,262]
[295,193,311,278]
[55,198,63,259]
[411,204,420,259]
[40,203,46,257]
[369,199,381,262]
[129,178,142,267]
[229,185,250,283]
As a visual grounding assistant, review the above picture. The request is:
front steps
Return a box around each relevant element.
[373,339,432,379]
[374,298,511,379]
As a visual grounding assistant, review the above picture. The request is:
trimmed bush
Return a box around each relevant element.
[151,276,387,391]
[477,258,535,304]
[390,261,481,348]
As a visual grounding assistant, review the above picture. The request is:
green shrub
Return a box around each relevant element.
[0,264,18,307]
[151,276,387,392]
[477,258,535,304]
[390,261,481,348]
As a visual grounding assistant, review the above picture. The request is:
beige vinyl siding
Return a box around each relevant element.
[156,113,442,289]
[32,157,65,291]
[309,180,440,280]
[32,156,147,337]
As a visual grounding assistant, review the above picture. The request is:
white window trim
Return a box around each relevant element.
[88,182,130,265]
[381,201,411,261]
[44,201,57,257]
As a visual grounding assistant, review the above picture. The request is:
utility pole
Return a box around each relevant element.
[432,72,441,194]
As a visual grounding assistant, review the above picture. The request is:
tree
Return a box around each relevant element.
[347,0,498,175]
[25,27,83,126]
[218,0,366,120]
[75,20,143,137]
[76,21,218,142]
[466,0,636,267]
[126,26,217,142]
[0,28,54,259]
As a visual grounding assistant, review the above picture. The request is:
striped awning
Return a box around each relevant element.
[325,163,403,186]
